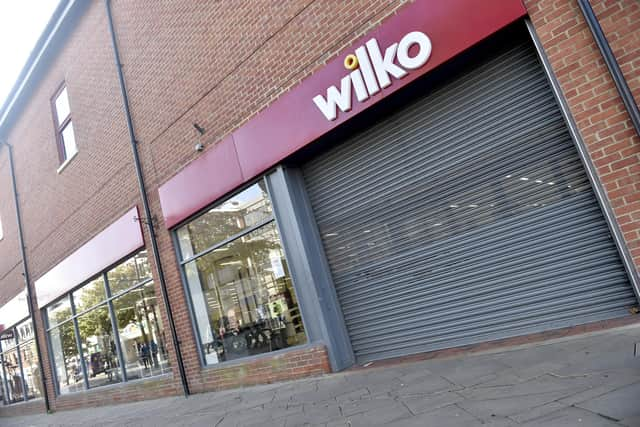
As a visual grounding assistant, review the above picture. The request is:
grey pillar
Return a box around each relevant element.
[266,167,355,371]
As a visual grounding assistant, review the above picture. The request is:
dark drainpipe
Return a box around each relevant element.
[104,0,189,397]
[577,0,640,138]
[3,141,51,412]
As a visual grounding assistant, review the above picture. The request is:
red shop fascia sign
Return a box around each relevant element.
[158,0,527,228]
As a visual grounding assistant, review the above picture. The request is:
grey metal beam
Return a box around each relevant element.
[266,167,355,371]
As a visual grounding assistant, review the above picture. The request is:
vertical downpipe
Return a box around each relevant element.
[4,142,51,412]
[104,0,189,397]
[577,0,640,138]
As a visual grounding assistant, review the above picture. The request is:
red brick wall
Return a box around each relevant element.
[1,0,638,415]
[109,0,409,187]
[0,148,24,307]
[0,0,405,413]
[190,345,330,394]
[0,399,45,418]
[53,375,179,412]
[525,0,640,266]
[5,1,138,283]
[1,1,183,413]
[108,0,408,403]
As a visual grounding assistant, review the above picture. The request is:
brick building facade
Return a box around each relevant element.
[0,0,638,415]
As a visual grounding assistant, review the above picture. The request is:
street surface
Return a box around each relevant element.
[4,323,640,426]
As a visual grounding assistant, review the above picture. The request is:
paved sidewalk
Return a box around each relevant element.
[4,323,640,426]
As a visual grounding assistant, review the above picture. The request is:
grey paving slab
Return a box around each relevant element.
[217,406,265,427]
[339,401,413,426]
[401,390,465,415]
[520,407,622,427]
[333,387,371,403]
[2,324,640,426]
[486,371,611,396]
[557,375,640,406]
[458,390,572,420]
[576,382,640,422]
[509,360,572,381]
[436,359,514,387]
[497,344,575,367]
[619,415,640,427]
[339,395,398,417]
[390,404,487,427]
[274,380,319,402]
[390,374,456,397]
[510,401,569,424]
[169,412,225,427]
[471,371,527,387]
[283,401,342,426]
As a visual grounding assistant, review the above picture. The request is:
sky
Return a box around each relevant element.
[0,0,60,109]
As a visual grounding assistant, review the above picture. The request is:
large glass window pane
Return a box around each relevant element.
[46,296,72,328]
[184,221,306,364]
[54,87,70,124]
[61,122,78,159]
[177,183,273,258]
[107,251,152,296]
[49,322,83,394]
[76,305,121,388]
[2,348,23,403]
[112,281,170,381]
[72,277,106,314]
[19,341,42,400]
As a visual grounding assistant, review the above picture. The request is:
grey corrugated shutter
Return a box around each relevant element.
[302,37,637,363]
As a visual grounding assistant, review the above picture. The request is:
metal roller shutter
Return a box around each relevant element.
[302,37,637,363]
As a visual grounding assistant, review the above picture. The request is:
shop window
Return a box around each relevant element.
[72,277,107,314]
[48,320,83,394]
[51,85,78,167]
[46,296,72,328]
[176,181,307,365]
[0,320,43,405]
[111,281,165,381]
[107,252,151,296]
[44,250,170,395]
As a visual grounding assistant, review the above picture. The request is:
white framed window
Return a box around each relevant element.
[51,84,78,167]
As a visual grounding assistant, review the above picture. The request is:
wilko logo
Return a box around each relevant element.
[313,31,432,121]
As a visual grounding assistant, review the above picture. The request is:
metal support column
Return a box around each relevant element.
[3,142,51,411]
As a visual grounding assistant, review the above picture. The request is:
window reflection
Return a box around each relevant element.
[46,296,72,328]
[177,183,273,258]
[72,277,106,314]
[46,250,170,395]
[178,183,306,365]
[0,319,43,404]
[49,321,83,394]
[112,281,169,380]
[107,251,151,295]
[77,304,121,388]
[19,341,42,400]
[2,348,23,403]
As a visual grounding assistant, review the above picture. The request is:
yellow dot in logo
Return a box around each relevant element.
[344,54,359,70]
